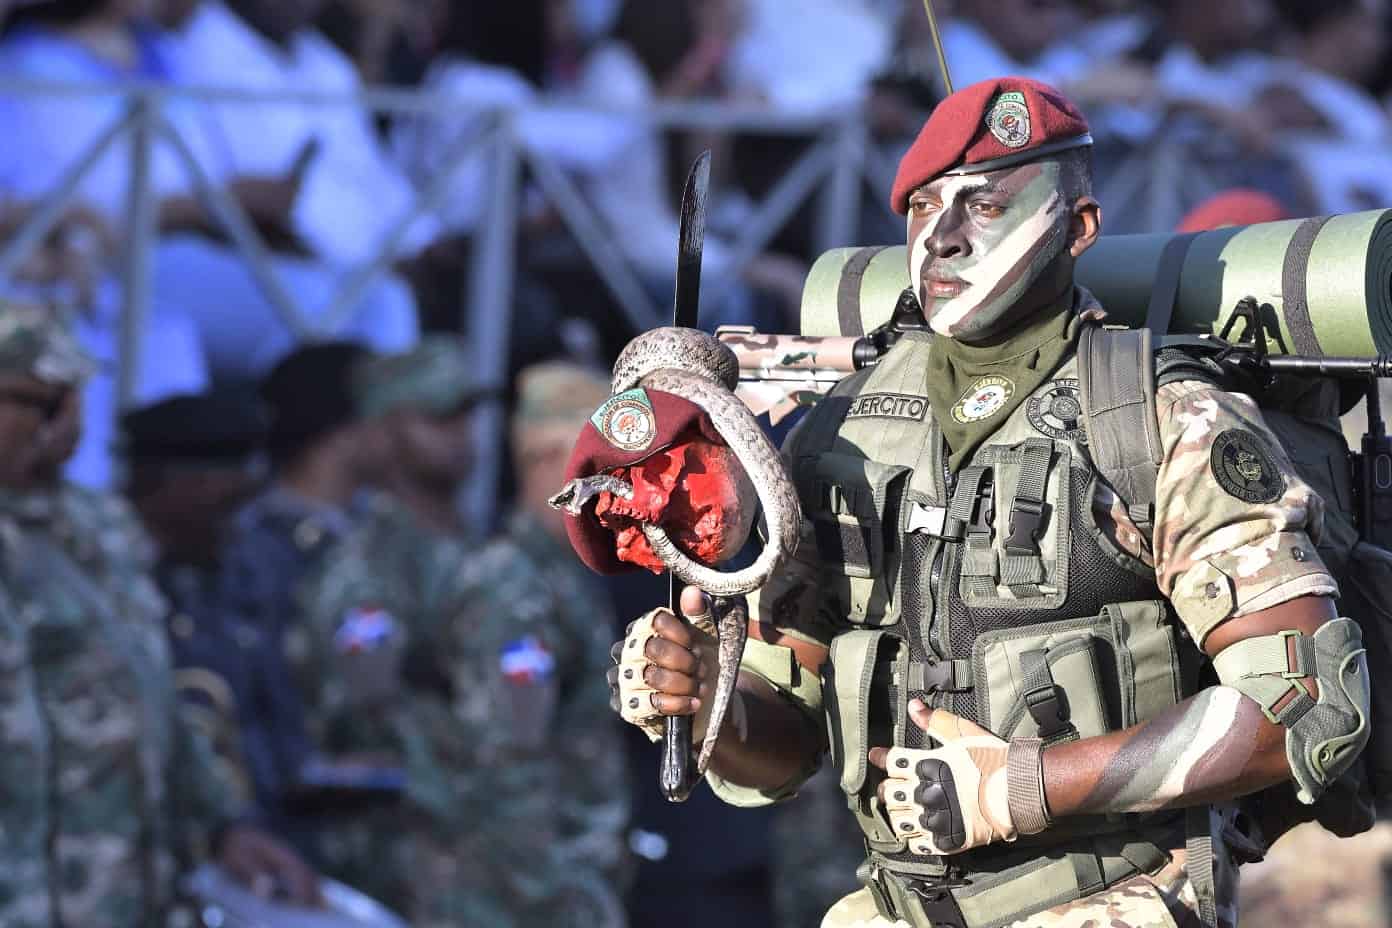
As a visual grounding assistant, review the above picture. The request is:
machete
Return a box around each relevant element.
[660,150,711,802]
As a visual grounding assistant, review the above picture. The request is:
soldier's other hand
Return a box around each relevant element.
[867,700,1023,856]
[607,585,717,742]
[217,823,324,909]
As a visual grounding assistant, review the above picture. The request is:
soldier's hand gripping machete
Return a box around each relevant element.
[660,151,712,802]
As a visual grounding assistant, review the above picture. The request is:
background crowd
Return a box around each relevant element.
[0,0,1390,926]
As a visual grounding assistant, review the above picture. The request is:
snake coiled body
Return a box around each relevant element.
[552,327,802,782]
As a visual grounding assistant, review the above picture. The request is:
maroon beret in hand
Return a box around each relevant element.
[891,75,1092,214]
[562,386,728,575]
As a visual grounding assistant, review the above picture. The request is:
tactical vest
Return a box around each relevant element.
[785,327,1205,928]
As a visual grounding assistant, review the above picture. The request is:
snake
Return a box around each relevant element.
[549,326,803,779]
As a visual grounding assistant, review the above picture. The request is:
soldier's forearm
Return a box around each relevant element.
[704,672,823,791]
[1041,685,1289,817]
[1044,596,1342,817]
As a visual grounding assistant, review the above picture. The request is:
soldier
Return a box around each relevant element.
[606,78,1368,927]
[0,303,318,926]
[299,344,628,925]
[123,390,315,835]
[217,340,387,832]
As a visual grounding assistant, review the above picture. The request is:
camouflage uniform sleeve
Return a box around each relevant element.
[0,588,53,928]
[92,493,250,854]
[1153,381,1339,645]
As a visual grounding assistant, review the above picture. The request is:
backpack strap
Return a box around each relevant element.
[1079,326,1223,928]
[1077,324,1165,535]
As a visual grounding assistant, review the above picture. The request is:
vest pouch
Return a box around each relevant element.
[1101,600,1184,726]
[972,602,1183,741]
[824,629,905,850]
[960,439,1070,609]
[805,452,910,626]
[995,636,1105,743]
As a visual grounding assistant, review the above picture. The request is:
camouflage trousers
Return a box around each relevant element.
[820,855,1219,928]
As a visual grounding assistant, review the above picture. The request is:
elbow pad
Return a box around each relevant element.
[1213,618,1370,804]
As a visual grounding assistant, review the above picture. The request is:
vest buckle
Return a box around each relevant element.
[1004,498,1045,554]
[906,877,970,928]
[1023,684,1071,739]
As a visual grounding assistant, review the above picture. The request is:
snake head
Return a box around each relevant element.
[548,475,634,517]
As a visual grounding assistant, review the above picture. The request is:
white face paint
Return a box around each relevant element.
[906,162,1071,341]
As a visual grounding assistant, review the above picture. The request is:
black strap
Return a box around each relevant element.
[1005,439,1052,554]
[1280,216,1332,357]
[837,246,889,337]
[1019,649,1074,739]
[1144,232,1199,335]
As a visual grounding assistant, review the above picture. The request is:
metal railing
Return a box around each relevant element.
[0,81,1243,526]
[0,80,891,528]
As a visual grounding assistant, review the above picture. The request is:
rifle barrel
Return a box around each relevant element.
[1263,356,1392,377]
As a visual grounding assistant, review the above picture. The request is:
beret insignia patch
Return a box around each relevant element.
[952,375,1015,424]
[1026,379,1087,443]
[591,388,656,452]
[1210,429,1285,504]
[986,91,1031,149]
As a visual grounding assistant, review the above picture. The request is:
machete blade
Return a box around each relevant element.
[660,150,711,803]
[672,150,711,331]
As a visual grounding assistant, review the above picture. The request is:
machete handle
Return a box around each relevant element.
[660,714,694,802]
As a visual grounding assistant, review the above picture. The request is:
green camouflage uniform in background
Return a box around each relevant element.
[299,344,629,927]
[0,582,53,928]
[0,305,244,928]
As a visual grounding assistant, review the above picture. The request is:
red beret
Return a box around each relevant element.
[1175,189,1289,233]
[562,387,724,575]
[891,76,1092,214]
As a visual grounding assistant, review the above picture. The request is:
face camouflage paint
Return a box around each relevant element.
[906,160,1071,341]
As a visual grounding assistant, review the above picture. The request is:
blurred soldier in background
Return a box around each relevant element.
[0,303,319,926]
[216,340,388,847]
[299,344,629,926]
[505,359,632,889]
[123,390,321,841]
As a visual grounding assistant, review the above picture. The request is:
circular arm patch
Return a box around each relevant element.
[1209,429,1285,504]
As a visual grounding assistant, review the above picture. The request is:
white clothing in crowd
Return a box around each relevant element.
[727,0,890,109]
[171,0,438,266]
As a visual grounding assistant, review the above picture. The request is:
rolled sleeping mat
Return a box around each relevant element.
[800,209,1392,357]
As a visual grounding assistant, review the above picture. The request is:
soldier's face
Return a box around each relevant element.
[394,406,474,488]
[906,160,1072,341]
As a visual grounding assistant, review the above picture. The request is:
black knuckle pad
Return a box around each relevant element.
[915,759,966,852]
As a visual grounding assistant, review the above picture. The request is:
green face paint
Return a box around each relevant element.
[906,160,1071,341]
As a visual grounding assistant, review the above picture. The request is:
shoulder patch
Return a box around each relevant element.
[334,605,397,654]
[952,375,1014,424]
[500,635,555,684]
[1026,379,1087,443]
[1210,429,1285,504]
[591,388,655,452]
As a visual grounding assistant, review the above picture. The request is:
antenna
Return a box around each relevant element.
[921,0,954,96]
